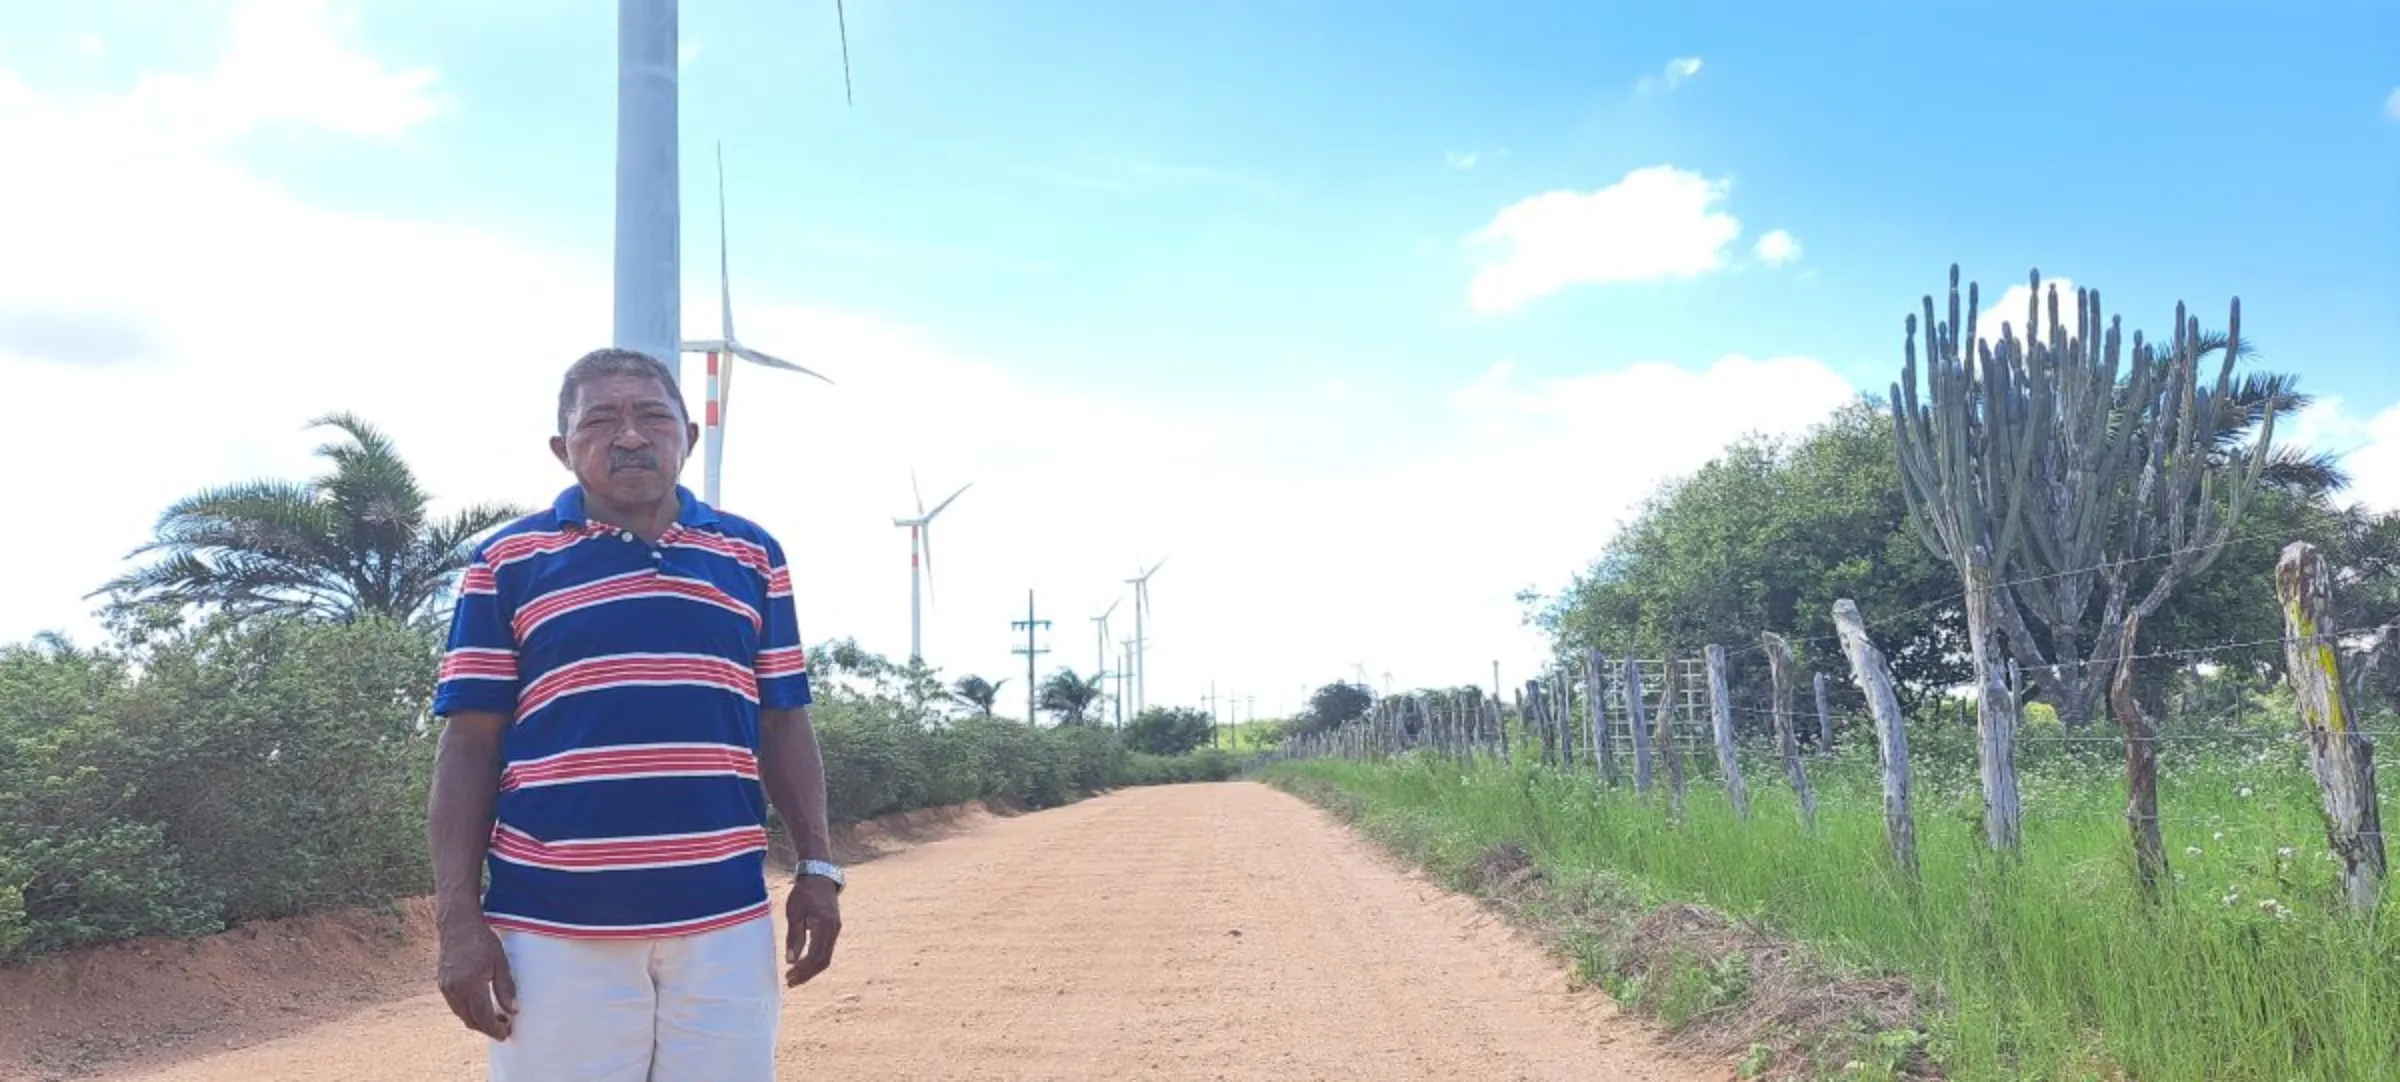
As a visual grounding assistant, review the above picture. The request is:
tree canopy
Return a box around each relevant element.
[92,414,524,628]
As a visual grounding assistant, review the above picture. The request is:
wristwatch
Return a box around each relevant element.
[797,859,845,891]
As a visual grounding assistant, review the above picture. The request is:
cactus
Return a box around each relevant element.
[1893,265,2280,848]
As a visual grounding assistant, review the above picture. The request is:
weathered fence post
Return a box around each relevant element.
[2277,541,2387,913]
[1655,663,1689,818]
[1586,649,1617,787]
[2110,611,2166,900]
[1554,671,1576,769]
[1622,656,1655,796]
[1812,672,1833,753]
[1704,644,1751,819]
[1833,599,1918,879]
[1763,632,1818,831]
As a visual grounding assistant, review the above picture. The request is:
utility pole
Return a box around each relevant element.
[1206,681,1219,749]
[1011,590,1050,726]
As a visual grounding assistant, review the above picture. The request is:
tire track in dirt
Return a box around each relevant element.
[33,783,1711,1081]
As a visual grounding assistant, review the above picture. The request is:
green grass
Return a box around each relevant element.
[1265,724,2400,1081]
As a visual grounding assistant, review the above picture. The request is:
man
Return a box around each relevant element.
[426,347,842,1080]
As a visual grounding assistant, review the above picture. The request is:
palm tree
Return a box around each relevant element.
[951,674,1007,718]
[92,413,524,627]
[1038,670,1107,726]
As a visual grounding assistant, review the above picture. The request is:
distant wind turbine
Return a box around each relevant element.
[678,142,832,508]
[893,470,969,662]
[1126,558,1167,716]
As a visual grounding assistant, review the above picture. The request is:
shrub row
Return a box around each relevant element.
[0,615,1236,963]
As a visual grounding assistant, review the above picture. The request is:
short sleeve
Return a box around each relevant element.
[431,551,521,718]
[754,532,813,710]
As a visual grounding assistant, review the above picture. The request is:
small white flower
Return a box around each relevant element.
[2237,786,2254,798]
[2213,831,2227,842]
[2278,847,2296,860]
[2221,890,2241,906]
[2186,846,2204,857]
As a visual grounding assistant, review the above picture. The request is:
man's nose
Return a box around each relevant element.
[611,426,652,448]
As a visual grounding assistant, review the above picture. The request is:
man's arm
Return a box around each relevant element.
[760,704,840,986]
[759,705,832,864]
[428,711,515,1038]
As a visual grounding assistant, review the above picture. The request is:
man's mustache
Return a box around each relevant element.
[609,450,662,473]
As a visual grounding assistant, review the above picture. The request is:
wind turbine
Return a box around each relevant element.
[1126,558,1167,717]
[1092,598,1121,726]
[677,142,832,508]
[893,470,969,662]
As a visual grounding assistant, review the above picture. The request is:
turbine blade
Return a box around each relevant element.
[927,482,970,519]
[920,524,936,601]
[911,466,925,518]
[717,141,734,342]
[835,0,853,105]
[729,344,835,384]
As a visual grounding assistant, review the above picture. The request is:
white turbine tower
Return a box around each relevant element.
[1092,598,1121,726]
[615,0,849,489]
[1126,558,1167,716]
[678,142,832,508]
[893,471,969,662]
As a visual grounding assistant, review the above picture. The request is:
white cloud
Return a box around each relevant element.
[1753,229,1801,266]
[0,17,1866,720]
[2386,87,2400,121]
[121,0,439,143]
[1445,150,1479,171]
[77,34,105,58]
[1972,274,2082,350]
[2289,399,2400,513]
[1464,165,1745,314]
[1635,56,1704,95]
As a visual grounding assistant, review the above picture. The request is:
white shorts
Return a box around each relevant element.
[487,914,779,1082]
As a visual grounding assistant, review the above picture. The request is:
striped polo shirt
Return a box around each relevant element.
[431,484,811,939]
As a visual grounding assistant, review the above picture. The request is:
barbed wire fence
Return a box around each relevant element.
[1265,538,2395,908]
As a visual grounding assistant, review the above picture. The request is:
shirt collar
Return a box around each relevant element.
[552,484,722,532]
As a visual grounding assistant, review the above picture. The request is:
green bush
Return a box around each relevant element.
[1,620,1243,962]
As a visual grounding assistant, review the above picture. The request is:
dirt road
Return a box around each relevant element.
[23,783,1706,1081]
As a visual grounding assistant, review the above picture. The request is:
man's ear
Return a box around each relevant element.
[685,420,701,455]
[550,435,570,468]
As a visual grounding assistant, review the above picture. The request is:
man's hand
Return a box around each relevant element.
[784,875,842,987]
[436,918,517,1040]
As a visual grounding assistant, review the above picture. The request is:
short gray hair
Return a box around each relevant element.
[557,348,689,435]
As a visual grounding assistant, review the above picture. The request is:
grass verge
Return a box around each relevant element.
[1264,738,2400,1082]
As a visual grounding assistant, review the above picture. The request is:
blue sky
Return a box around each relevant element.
[1,1,2394,715]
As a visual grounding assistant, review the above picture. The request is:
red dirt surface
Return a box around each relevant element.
[3,783,1717,1081]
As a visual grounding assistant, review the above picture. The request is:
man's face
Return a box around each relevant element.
[549,372,699,508]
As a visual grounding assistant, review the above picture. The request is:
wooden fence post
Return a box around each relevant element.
[2277,541,2387,913]
[2110,611,2166,901]
[1763,632,1818,831]
[1655,663,1689,818]
[1833,599,1917,879]
[1554,671,1576,769]
[1813,672,1833,753]
[1622,656,1655,796]
[1705,644,1751,819]
[1587,649,1617,787]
